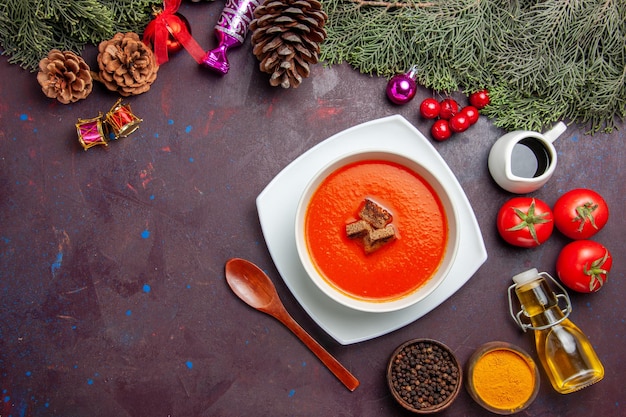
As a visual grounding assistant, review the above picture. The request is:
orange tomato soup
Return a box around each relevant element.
[305,159,448,301]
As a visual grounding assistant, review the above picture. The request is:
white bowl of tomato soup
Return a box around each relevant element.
[295,150,460,313]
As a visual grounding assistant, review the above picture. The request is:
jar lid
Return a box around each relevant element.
[512,268,539,285]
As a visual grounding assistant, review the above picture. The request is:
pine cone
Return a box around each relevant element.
[250,0,327,88]
[96,32,158,96]
[37,49,93,104]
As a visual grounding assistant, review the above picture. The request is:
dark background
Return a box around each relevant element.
[1,3,624,416]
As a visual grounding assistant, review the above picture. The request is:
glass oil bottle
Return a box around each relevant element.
[508,268,604,394]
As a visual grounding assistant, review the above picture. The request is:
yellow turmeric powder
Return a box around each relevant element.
[472,348,535,411]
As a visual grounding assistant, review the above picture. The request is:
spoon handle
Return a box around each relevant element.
[274,309,360,391]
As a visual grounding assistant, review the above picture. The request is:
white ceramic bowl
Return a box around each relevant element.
[294,150,460,313]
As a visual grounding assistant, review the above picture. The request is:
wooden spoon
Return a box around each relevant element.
[224,258,360,391]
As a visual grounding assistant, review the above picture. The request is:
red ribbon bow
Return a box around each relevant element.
[143,0,206,65]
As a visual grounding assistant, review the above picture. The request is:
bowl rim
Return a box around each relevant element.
[386,338,463,414]
[294,149,461,313]
[465,341,540,415]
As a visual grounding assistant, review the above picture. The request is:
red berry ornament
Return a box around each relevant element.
[461,106,479,125]
[431,119,451,141]
[469,90,490,109]
[449,113,470,133]
[439,98,459,120]
[419,98,440,119]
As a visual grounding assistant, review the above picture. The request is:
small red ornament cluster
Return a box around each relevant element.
[419,90,490,141]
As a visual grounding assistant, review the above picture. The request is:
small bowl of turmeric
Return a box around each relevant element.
[466,341,540,415]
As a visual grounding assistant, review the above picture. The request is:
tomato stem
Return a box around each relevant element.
[584,250,609,291]
[573,201,599,232]
[505,199,551,245]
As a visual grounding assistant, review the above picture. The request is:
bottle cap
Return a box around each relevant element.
[512,268,539,286]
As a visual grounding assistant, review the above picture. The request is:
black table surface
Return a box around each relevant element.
[1,4,624,416]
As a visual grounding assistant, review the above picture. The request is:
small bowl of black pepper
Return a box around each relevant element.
[387,339,462,414]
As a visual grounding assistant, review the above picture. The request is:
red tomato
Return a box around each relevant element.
[439,98,459,120]
[496,197,554,247]
[461,105,479,124]
[556,240,612,293]
[449,113,470,133]
[553,188,609,239]
[469,89,490,109]
[419,98,441,119]
[431,119,451,141]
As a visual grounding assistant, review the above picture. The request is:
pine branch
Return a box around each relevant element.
[347,0,435,9]
[0,1,56,68]
[101,0,157,33]
[0,0,160,71]
[321,0,626,132]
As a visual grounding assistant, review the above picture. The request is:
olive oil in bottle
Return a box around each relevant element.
[508,268,604,394]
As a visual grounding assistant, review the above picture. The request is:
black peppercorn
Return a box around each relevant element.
[387,339,462,413]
